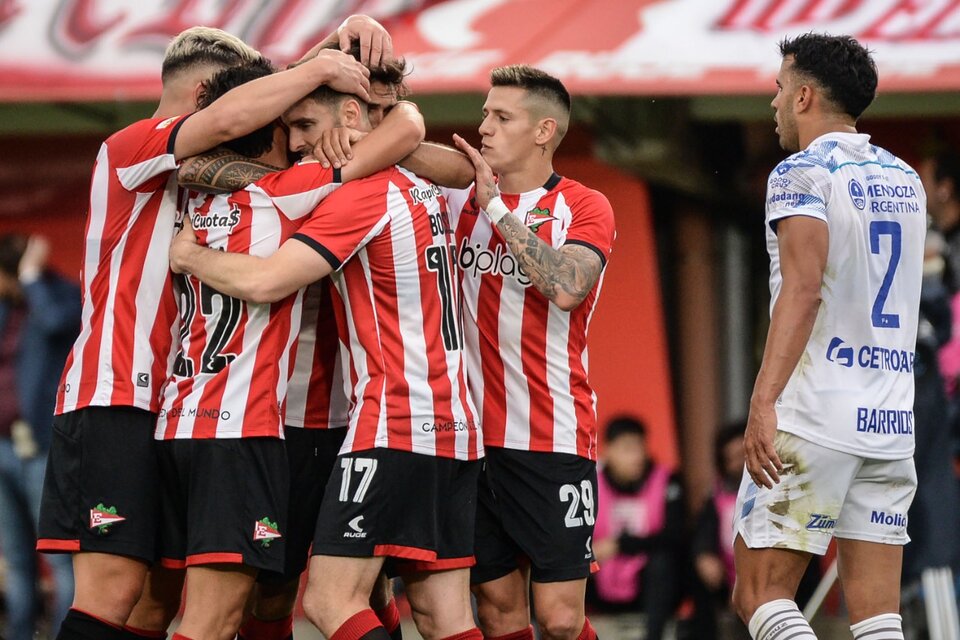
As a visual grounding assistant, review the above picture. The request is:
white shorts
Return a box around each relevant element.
[734,431,916,555]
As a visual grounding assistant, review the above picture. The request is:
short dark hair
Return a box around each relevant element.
[197,58,277,158]
[604,415,647,444]
[779,33,877,120]
[0,234,26,278]
[490,65,571,115]
[336,39,408,95]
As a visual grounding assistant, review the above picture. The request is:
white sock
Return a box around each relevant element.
[748,599,818,640]
[850,613,903,639]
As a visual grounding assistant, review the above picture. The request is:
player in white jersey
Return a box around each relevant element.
[732,34,924,640]
[450,66,614,640]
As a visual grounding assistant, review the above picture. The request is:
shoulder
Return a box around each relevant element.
[106,116,183,146]
[556,177,612,209]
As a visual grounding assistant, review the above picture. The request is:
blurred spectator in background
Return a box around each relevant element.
[589,416,684,640]
[920,152,960,462]
[689,423,748,640]
[901,229,960,615]
[0,233,78,640]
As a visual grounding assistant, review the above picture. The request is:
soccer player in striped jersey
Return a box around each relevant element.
[733,35,923,640]
[35,20,383,640]
[170,128,483,640]
[449,66,615,640]
[150,58,423,640]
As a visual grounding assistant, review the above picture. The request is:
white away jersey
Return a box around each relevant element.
[766,132,925,459]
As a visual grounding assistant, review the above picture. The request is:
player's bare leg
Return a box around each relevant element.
[732,536,817,639]
[302,555,385,637]
[125,566,185,635]
[836,538,904,636]
[176,565,257,640]
[403,569,475,640]
[472,568,531,637]
[71,553,150,625]
[529,578,589,640]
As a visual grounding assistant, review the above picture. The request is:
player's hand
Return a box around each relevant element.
[18,235,50,282]
[743,399,782,489]
[452,133,499,209]
[313,127,366,169]
[313,49,370,102]
[337,14,393,67]
[170,216,198,275]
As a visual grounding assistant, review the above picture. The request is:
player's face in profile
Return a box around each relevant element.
[771,57,801,152]
[368,81,399,128]
[478,86,540,173]
[282,99,342,156]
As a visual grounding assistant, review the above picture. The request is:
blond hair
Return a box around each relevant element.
[161,26,260,84]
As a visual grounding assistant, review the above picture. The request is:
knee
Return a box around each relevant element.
[535,608,582,640]
[475,593,526,635]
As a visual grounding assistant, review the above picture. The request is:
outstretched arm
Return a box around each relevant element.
[178,149,283,193]
[453,134,602,311]
[400,142,475,189]
[169,218,334,304]
[173,49,370,161]
[179,101,423,192]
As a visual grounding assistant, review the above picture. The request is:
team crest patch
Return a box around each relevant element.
[524,207,556,231]
[89,503,126,534]
[156,116,179,130]
[253,517,281,547]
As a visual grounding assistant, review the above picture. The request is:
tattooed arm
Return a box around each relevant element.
[178,148,282,194]
[453,134,603,311]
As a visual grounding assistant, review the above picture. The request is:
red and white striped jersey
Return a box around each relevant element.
[155,162,340,440]
[293,166,481,460]
[447,174,615,461]
[284,280,349,430]
[57,115,191,415]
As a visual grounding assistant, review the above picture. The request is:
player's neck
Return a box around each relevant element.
[496,161,556,195]
[153,90,195,120]
[798,117,858,149]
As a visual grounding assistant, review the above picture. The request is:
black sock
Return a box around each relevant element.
[56,609,124,640]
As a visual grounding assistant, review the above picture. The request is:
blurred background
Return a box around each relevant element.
[1,1,959,638]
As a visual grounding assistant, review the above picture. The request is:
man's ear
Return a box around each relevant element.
[534,117,558,146]
[192,81,208,110]
[795,83,814,115]
[340,98,364,128]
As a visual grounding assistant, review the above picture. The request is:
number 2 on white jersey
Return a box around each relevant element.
[869,220,901,329]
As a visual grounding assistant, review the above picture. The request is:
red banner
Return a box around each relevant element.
[1,0,959,100]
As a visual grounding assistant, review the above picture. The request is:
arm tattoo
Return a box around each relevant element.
[496,214,603,305]
[178,148,282,193]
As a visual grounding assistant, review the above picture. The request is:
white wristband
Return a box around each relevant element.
[484,196,510,224]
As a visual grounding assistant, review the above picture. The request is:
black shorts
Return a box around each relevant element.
[257,426,347,585]
[472,447,598,584]
[156,437,289,573]
[312,448,481,575]
[38,406,161,562]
